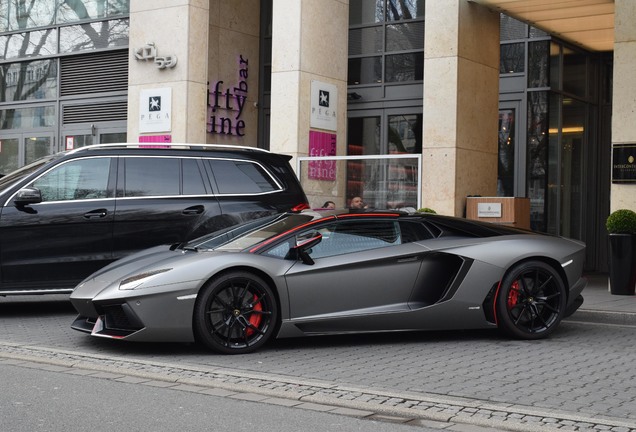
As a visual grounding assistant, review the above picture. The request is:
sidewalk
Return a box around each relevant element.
[567,273,636,325]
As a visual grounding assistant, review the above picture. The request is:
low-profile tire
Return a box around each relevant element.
[496,261,566,340]
[193,271,278,354]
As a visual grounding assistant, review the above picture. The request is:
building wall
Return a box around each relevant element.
[128,0,209,144]
[206,0,261,146]
[422,0,500,216]
[611,0,636,212]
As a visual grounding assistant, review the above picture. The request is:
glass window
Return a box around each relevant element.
[348,117,381,155]
[388,114,421,153]
[348,57,382,85]
[399,220,433,242]
[386,0,424,21]
[528,41,550,88]
[32,157,110,202]
[3,0,56,31]
[182,159,207,195]
[0,105,56,130]
[59,18,128,53]
[25,136,52,165]
[57,0,129,23]
[500,14,527,41]
[385,52,423,82]
[563,47,587,97]
[349,0,383,25]
[0,30,57,60]
[500,43,524,74]
[498,109,516,196]
[295,220,400,259]
[0,138,20,175]
[527,91,549,232]
[0,60,58,101]
[208,159,279,194]
[124,157,179,197]
[349,27,383,55]
[386,22,424,51]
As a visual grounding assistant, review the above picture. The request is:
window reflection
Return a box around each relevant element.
[500,43,524,74]
[0,59,57,101]
[59,18,128,53]
[527,91,548,232]
[386,0,424,21]
[1,30,57,60]
[2,0,56,31]
[0,106,56,130]
[498,109,515,196]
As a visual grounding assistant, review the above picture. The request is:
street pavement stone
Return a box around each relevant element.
[2,294,636,431]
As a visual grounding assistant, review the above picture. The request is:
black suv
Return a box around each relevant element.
[0,144,308,295]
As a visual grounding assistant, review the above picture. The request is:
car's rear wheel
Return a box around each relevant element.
[496,261,566,340]
[193,271,278,354]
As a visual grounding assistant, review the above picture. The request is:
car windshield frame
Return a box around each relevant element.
[183,213,318,252]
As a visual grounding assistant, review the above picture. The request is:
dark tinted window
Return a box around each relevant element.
[32,157,110,201]
[208,159,279,194]
[399,220,433,242]
[182,159,207,195]
[124,157,179,197]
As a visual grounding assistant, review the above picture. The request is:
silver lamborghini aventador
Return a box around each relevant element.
[70,210,587,354]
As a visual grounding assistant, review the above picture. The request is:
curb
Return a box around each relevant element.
[565,310,636,326]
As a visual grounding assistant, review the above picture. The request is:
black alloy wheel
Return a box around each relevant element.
[496,261,566,339]
[193,271,278,354]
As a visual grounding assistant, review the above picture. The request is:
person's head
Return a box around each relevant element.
[349,196,364,209]
[322,201,336,209]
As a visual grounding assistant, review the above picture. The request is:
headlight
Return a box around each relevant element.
[119,269,172,290]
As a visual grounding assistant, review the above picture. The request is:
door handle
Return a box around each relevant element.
[84,209,108,219]
[182,205,204,215]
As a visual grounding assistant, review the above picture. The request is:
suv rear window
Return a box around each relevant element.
[123,157,180,197]
[207,159,280,194]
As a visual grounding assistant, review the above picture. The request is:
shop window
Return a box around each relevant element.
[500,43,524,74]
[528,41,550,88]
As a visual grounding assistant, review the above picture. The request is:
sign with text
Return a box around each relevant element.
[310,80,337,131]
[477,202,502,218]
[612,143,636,183]
[139,88,172,133]
[308,131,336,181]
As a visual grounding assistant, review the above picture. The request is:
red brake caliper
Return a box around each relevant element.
[246,294,262,337]
[507,280,520,309]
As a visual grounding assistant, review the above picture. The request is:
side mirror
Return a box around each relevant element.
[291,231,322,265]
[14,187,42,206]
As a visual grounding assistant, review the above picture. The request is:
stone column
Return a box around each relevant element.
[422,0,500,216]
[128,0,209,143]
[269,0,348,168]
[611,0,636,212]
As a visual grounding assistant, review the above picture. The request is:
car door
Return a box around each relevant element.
[0,156,116,292]
[112,156,223,258]
[282,219,427,332]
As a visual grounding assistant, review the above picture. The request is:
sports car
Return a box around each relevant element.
[70,210,587,354]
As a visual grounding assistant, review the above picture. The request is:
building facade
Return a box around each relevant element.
[0,0,634,272]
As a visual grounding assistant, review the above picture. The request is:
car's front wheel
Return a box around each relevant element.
[193,271,278,354]
[496,261,566,340]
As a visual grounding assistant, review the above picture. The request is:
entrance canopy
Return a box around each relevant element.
[472,0,614,52]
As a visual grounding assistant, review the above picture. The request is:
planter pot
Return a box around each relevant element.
[608,233,636,295]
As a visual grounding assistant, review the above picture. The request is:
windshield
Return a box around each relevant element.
[184,213,317,252]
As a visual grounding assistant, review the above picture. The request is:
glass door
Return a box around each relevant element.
[0,133,54,173]
[498,100,523,197]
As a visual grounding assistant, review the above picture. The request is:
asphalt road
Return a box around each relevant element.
[1,295,636,431]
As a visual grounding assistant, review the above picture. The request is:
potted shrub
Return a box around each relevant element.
[606,209,636,295]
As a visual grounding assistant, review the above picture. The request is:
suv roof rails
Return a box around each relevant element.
[66,143,271,155]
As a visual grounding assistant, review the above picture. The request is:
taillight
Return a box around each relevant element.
[291,202,310,212]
